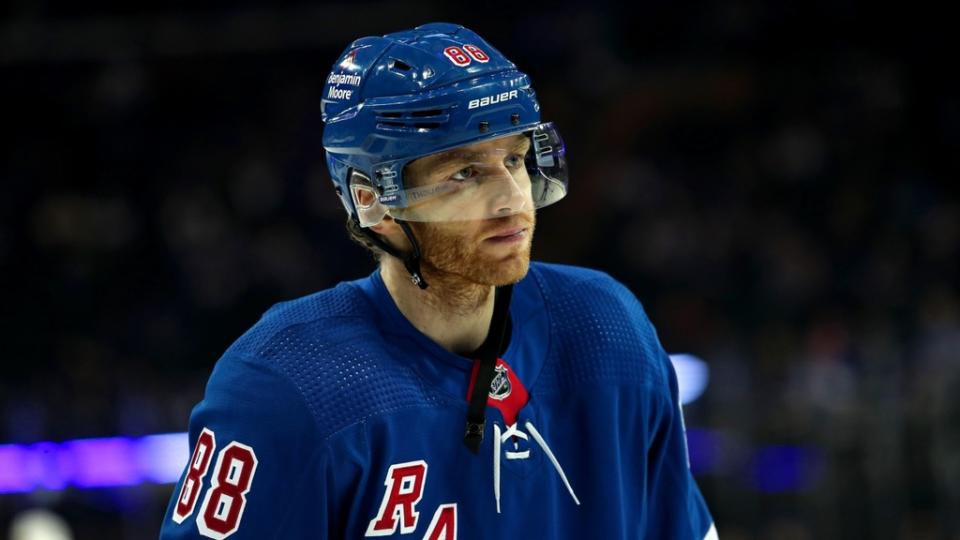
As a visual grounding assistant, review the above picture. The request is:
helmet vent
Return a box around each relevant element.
[390,59,413,71]
[410,109,443,118]
[375,108,451,132]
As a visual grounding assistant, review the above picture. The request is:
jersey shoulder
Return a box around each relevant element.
[212,279,448,442]
[526,262,671,393]
[225,280,370,357]
[527,261,649,324]
[527,261,626,294]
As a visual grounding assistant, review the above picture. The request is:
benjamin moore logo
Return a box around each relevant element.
[326,72,362,101]
[327,73,362,86]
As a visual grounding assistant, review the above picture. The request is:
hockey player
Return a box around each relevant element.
[160,22,717,539]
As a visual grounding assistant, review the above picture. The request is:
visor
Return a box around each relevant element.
[351,122,567,226]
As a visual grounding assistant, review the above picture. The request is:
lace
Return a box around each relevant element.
[492,420,580,514]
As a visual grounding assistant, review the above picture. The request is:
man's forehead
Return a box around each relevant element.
[413,134,529,167]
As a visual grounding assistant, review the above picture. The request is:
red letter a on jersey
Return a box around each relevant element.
[423,504,457,540]
[365,460,428,536]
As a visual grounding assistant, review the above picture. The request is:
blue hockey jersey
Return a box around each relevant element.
[159,262,717,539]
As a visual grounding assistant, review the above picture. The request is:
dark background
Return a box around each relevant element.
[1,1,958,539]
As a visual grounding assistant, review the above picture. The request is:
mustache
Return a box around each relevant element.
[480,213,535,234]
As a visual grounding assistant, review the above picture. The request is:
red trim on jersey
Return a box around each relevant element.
[466,358,529,426]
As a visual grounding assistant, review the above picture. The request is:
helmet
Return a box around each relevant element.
[321,22,567,227]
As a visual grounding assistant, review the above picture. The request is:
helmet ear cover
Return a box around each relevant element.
[348,171,390,228]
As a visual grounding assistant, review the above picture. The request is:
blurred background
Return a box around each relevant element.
[1,1,958,539]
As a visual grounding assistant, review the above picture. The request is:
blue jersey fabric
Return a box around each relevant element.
[160,262,716,539]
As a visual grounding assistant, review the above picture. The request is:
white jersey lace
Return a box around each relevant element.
[492,420,580,514]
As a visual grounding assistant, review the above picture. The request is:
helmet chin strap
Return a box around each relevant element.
[464,283,514,454]
[396,220,428,289]
[357,217,429,290]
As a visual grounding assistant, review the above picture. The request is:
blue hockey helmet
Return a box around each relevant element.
[321,22,567,227]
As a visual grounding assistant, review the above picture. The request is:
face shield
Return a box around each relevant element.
[350,122,567,227]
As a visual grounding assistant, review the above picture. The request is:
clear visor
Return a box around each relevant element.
[351,122,567,227]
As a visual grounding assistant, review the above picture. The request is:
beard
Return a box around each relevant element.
[410,212,536,289]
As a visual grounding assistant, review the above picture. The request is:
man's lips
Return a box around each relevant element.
[485,227,528,242]
[490,227,524,238]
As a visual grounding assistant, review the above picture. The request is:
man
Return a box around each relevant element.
[160,22,717,539]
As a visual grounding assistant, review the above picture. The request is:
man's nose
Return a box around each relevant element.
[484,167,528,216]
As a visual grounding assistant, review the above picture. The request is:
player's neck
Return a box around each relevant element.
[380,257,494,356]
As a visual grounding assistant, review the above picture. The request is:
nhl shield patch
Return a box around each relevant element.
[489,365,511,401]
[466,358,530,426]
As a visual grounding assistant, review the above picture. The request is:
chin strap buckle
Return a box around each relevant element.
[464,421,485,454]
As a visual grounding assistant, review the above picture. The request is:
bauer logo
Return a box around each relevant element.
[468,90,519,110]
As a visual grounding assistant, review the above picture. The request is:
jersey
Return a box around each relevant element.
[159,262,717,539]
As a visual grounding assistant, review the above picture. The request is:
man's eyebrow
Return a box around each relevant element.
[506,136,531,151]
[426,150,474,168]
[417,136,530,171]
[428,137,529,162]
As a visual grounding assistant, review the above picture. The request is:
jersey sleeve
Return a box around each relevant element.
[159,353,330,539]
[595,272,717,539]
[646,344,718,540]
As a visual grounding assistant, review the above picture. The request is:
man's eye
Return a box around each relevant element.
[450,167,475,181]
[505,154,525,169]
